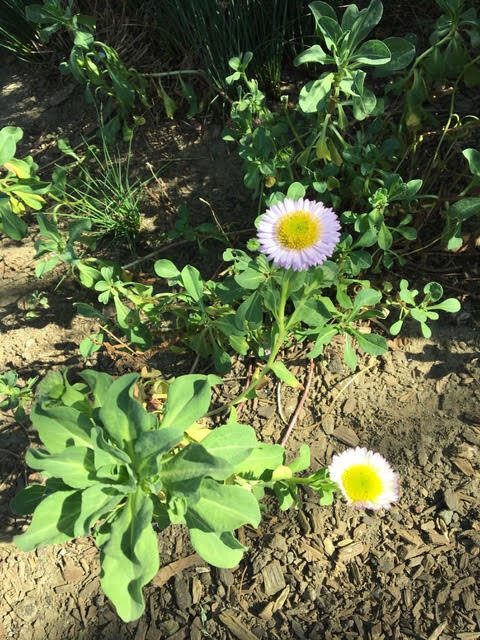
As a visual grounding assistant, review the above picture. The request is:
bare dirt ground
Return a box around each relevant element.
[1,53,479,640]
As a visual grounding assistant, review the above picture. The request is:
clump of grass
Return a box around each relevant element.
[0,0,38,59]
[64,137,144,246]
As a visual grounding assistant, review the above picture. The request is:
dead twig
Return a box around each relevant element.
[276,382,287,424]
[280,359,315,446]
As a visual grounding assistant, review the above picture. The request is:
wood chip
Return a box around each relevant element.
[452,457,475,476]
[151,553,205,588]
[262,559,286,597]
[337,542,364,562]
[444,488,462,512]
[331,425,360,447]
[219,610,259,640]
[426,620,448,640]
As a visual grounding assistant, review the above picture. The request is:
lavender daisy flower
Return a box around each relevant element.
[257,198,340,271]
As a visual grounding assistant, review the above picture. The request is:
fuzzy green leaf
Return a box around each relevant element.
[200,423,257,466]
[161,375,212,432]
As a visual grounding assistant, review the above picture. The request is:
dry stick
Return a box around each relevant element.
[199,197,230,246]
[101,324,139,357]
[276,382,288,424]
[323,358,378,420]
[280,359,315,447]
[189,353,200,374]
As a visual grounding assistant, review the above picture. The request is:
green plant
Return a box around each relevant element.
[0,126,52,240]
[0,370,38,421]
[21,289,50,319]
[25,0,148,140]
[59,135,145,244]
[12,368,339,621]
[0,0,38,58]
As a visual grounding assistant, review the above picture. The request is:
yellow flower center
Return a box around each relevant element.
[341,464,383,502]
[276,210,321,250]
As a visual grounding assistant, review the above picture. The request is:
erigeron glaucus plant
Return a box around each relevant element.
[11,368,399,622]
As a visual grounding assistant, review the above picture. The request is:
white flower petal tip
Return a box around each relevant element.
[328,447,399,510]
[257,198,340,272]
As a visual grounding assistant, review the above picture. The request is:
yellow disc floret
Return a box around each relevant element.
[276,210,321,250]
[341,464,383,502]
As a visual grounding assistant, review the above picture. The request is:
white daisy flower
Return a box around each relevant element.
[328,447,399,510]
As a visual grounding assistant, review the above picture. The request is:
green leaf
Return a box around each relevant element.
[31,404,93,453]
[298,73,335,113]
[154,259,180,279]
[10,485,45,515]
[294,44,329,67]
[375,37,416,75]
[352,40,391,66]
[390,320,403,336]
[189,529,247,568]
[429,298,461,313]
[14,490,81,551]
[26,447,97,489]
[308,326,338,358]
[353,287,382,310]
[90,426,131,469]
[160,443,234,496]
[286,182,306,200]
[0,125,23,165]
[79,370,113,408]
[343,333,357,370]
[448,198,480,221]
[200,423,257,466]
[235,291,263,330]
[288,444,311,473]
[353,331,388,355]
[423,281,443,302]
[420,322,431,339]
[186,478,260,532]
[73,29,94,49]
[378,223,393,250]
[73,484,124,537]
[235,443,284,478]
[0,197,28,240]
[349,0,383,50]
[181,265,204,304]
[463,148,480,176]
[134,427,184,477]
[99,373,156,456]
[234,267,264,290]
[411,308,427,322]
[309,1,338,24]
[161,375,212,432]
[270,361,301,388]
[100,491,159,622]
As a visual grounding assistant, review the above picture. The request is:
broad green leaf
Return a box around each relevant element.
[31,404,93,453]
[99,373,156,456]
[314,15,342,49]
[73,29,94,49]
[79,370,113,408]
[430,298,461,313]
[374,37,416,75]
[353,331,388,355]
[349,0,383,50]
[308,326,339,358]
[159,443,234,496]
[26,447,97,489]
[200,423,257,465]
[189,528,246,568]
[463,148,480,176]
[235,443,284,478]
[10,485,45,515]
[292,296,330,327]
[235,291,263,330]
[423,281,443,302]
[270,361,301,388]
[186,478,261,532]
[389,320,403,336]
[353,288,382,310]
[134,427,185,477]
[299,73,335,113]
[341,4,359,30]
[234,267,264,290]
[0,196,27,240]
[0,126,23,165]
[288,444,311,473]
[352,40,391,66]
[181,265,204,304]
[411,308,427,322]
[309,1,338,24]
[343,333,357,370]
[154,259,180,279]
[14,490,81,551]
[448,198,480,221]
[73,484,123,536]
[161,375,212,432]
[294,44,329,67]
[377,223,393,250]
[286,182,306,200]
[100,491,159,622]
[90,426,131,470]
